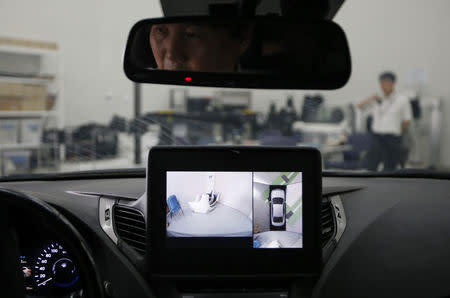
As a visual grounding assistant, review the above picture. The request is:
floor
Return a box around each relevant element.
[167,202,252,237]
[254,231,303,248]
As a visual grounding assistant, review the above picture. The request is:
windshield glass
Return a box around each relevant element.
[0,0,448,178]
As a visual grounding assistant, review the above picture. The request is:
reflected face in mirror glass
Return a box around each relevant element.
[149,23,250,72]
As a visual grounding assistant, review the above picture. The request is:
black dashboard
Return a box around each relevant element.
[1,172,450,297]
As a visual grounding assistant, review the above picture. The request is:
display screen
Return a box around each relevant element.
[166,171,302,249]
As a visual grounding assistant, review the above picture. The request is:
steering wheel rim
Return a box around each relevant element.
[0,188,104,298]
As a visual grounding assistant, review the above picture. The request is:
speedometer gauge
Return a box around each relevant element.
[33,242,79,289]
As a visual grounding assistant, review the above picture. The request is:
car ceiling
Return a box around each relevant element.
[160,0,345,20]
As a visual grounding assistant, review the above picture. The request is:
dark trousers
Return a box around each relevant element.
[366,133,404,171]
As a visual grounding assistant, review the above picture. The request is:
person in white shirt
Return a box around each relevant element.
[357,72,413,171]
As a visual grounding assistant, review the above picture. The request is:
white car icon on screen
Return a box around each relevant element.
[270,188,286,227]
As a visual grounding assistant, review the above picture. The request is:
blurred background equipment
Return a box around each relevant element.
[0,78,443,175]
[213,91,251,113]
[65,123,118,161]
[300,95,324,122]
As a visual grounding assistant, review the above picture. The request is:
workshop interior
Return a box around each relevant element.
[0,0,448,176]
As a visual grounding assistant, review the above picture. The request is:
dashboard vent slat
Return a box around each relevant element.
[115,208,144,219]
[113,205,146,255]
[115,227,146,239]
[114,214,146,226]
[115,221,146,233]
[321,197,336,247]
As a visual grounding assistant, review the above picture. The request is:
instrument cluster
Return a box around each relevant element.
[19,237,82,297]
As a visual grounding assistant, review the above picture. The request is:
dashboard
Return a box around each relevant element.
[1,172,450,297]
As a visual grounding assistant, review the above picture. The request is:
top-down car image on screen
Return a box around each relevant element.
[270,187,287,229]
[253,172,303,248]
[166,171,253,237]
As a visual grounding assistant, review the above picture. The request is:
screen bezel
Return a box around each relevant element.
[147,146,322,278]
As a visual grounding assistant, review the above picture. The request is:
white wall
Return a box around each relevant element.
[214,172,253,218]
[166,171,208,204]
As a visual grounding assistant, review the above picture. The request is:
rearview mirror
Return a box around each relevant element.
[124,17,351,89]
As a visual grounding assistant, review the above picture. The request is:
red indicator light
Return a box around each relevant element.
[185,77,192,82]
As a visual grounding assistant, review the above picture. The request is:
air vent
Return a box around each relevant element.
[113,205,146,255]
[321,197,336,247]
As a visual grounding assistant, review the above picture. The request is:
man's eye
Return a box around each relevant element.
[153,26,167,35]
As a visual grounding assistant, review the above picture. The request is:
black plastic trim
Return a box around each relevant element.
[323,169,450,180]
[0,168,448,183]
[0,168,146,182]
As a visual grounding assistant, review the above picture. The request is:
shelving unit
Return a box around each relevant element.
[0,37,64,175]
[0,75,54,85]
[0,143,41,150]
[0,44,59,56]
[0,111,57,118]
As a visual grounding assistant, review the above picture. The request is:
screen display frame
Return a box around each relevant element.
[147,146,322,278]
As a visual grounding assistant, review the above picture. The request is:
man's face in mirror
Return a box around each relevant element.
[149,23,250,72]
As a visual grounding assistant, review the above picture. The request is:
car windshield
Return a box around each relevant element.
[0,1,448,178]
[272,197,284,205]
[273,216,283,223]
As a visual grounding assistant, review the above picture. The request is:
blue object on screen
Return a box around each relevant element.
[167,195,183,217]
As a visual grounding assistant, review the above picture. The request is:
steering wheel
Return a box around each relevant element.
[0,188,104,298]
